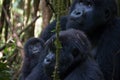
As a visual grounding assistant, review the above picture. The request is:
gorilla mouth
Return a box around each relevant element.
[69,18,84,26]
[32,51,40,54]
[76,20,84,25]
[67,19,84,29]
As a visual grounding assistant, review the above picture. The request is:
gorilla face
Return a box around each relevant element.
[28,42,41,54]
[66,0,109,33]
[24,38,44,57]
[43,45,74,77]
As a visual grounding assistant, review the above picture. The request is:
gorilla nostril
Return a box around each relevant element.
[44,58,51,65]
[46,58,51,62]
[71,9,83,17]
[76,12,81,15]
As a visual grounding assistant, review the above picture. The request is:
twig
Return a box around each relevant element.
[18,15,40,37]
[2,6,24,57]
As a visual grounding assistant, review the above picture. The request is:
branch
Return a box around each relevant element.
[2,7,24,57]
[45,0,55,13]
[18,15,40,37]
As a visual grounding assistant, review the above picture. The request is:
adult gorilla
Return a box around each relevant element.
[66,0,120,80]
[40,0,120,80]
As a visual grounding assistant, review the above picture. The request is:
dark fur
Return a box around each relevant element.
[40,16,68,41]
[24,57,50,80]
[43,29,104,80]
[113,51,120,80]
[39,0,120,80]
[21,38,44,80]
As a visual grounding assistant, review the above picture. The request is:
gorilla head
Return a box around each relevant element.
[42,29,104,80]
[24,38,44,57]
[66,0,117,33]
[43,29,91,77]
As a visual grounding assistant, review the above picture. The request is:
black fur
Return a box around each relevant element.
[43,29,104,80]
[21,38,44,80]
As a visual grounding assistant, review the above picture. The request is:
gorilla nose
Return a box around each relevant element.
[44,58,52,65]
[43,52,55,65]
[75,11,82,15]
[71,9,83,17]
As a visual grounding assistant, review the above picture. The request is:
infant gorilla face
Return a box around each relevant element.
[43,46,74,77]
[24,38,44,57]
[28,42,41,54]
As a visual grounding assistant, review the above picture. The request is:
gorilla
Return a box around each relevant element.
[43,29,104,80]
[23,29,104,80]
[20,38,44,80]
[39,0,120,80]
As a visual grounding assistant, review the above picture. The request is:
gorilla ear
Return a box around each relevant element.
[104,8,111,21]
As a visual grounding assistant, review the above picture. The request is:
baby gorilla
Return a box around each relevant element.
[21,38,44,80]
[43,29,104,80]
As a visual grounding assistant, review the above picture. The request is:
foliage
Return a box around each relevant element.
[0,61,11,80]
